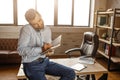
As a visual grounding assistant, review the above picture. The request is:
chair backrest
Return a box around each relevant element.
[80,32,99,58]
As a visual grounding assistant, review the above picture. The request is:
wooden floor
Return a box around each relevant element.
[0,58,120,80]
[0,64,20,80]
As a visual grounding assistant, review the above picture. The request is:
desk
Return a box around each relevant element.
[17,58,108,80]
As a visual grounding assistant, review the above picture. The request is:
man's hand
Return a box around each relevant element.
[42,43,52,52]
[46,49,54,56]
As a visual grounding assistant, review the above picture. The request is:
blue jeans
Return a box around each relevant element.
[23,57,75,80]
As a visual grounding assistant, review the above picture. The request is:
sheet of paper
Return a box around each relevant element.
[51,35,62,49]
[71,63,86,71]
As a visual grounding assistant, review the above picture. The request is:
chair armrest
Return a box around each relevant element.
[65,48,81,54]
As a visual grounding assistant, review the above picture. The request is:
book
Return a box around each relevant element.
[105,44,116,56]
[71,63,86,71]
[43,35,62,54]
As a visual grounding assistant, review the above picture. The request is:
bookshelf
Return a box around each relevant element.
[95,8,120,71]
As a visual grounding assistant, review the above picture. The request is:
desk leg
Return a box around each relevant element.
[85,75,90,80]
[98,73,108,80]
[91,74,96,80]
[86,74,96,80]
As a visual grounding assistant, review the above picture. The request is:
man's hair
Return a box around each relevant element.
[25,9,40,22]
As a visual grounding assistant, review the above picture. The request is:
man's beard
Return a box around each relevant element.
[35,25,44,31]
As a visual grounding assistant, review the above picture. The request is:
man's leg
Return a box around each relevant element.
[45,61,76,80]
[23,58,49,80]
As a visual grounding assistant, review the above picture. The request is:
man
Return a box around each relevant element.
[17,9,75,80]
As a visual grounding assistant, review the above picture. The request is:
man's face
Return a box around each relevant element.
[29,13,44,30]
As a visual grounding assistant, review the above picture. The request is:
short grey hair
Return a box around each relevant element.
[25,9,40,22]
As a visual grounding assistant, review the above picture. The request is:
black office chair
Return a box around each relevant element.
[65,31,99,80]
[65,31,99,58]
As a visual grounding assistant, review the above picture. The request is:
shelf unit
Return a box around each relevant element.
[95,8,120,71]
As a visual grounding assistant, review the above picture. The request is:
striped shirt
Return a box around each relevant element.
[17,24,52,63]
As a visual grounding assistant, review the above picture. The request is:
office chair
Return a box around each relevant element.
[65,31,99,58]
[65,31,99,80]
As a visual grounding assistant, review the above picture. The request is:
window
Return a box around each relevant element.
[0,0,13,24]
[74,0,90,26]
[58,0,72,25]
[17,0,35,25]
[0,0,91,27]
[37,0,54,25]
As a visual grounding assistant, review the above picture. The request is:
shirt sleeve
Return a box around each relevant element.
[17,25,42,56]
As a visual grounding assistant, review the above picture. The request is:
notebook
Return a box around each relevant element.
[71,63,87,71]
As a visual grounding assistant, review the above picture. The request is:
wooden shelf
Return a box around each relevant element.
[113,43,120,47]
[97,25,112,29]
[98,50,120,63]
[95,11,114,15]
[99,38,110,44]
[97,50,109,59]
[99,38,120,47]
[114,28,120,30]
[111,57,120,63]
[95,8,120,15]
[97,25,120,30]
[98,11,120,15]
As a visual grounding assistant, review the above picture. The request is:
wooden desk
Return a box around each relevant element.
[17,58,108,80]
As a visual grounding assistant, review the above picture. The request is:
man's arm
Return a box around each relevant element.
[17,26,42,56]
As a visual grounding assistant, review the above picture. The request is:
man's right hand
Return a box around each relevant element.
[42,43,52,52]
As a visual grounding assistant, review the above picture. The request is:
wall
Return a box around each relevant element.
[94,0,107,11]
[107,0,120,9]
[0,26,93,56]
[52,27,93,56]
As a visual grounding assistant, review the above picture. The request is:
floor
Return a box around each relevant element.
[0,58,120,80]
[0,64,19,80]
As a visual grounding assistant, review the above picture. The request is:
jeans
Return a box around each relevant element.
[23,57,75,80]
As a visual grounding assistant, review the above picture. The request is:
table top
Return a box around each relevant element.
[17,57,108,79]
[50,58,108,75]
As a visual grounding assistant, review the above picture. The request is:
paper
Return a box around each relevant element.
[43,35,62,53]
[51,35,62,49]
[71,63,86,71]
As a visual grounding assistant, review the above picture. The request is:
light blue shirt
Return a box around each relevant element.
[17,24,52,63]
